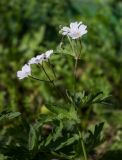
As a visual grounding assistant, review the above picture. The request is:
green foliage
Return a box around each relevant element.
[0,110,20,123]
[0,0,122,111]
[0,92,106,159]
[85,122,104,152]
[0,0,122,159]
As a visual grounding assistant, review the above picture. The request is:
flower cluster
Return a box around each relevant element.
[17,21,87,80]
[17,50,53,79]
[28,50,53,65]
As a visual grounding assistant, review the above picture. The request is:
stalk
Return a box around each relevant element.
[41,64,53,83]
[81,140,87,160]
[67,36,75,55]
[78,130,88,160]
[41,63,61,98]
[48,59,57,79]
[74,56,78,91]
[29,75,51,83]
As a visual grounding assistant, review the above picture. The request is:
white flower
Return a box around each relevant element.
[28,57,37,65]
[60,21,87,39]
[28,50,53,65]
[43,50,53,60]
[17,64,31,79]
[60,26,70,35]
[28,55,44,65]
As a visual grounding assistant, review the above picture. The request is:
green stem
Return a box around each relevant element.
[48,59,57,79]
[74,40,79,57]
[67,36,75,56]
[41,63,62,98]
[74,57,78,91]
[81,140,87,160]
[37,61,67,101]
[41,63,53,83]
[29,75,51,83]
[67,37,80,92]
[78,130,88,160]
[79,39,82,55]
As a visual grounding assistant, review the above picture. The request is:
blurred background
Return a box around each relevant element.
[0,0,122,159]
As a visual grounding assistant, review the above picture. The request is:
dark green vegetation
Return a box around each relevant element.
[0,0,122,159]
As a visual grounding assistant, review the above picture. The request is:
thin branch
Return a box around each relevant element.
[29,75,51,83]
[48,59,57,79]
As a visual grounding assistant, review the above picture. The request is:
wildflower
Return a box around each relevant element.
[28,57,36,65]
[28,55,43,65]
[43,50,53,60]
[60,22,87,39]
[28,50,53,65]
[17,64,31,79]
